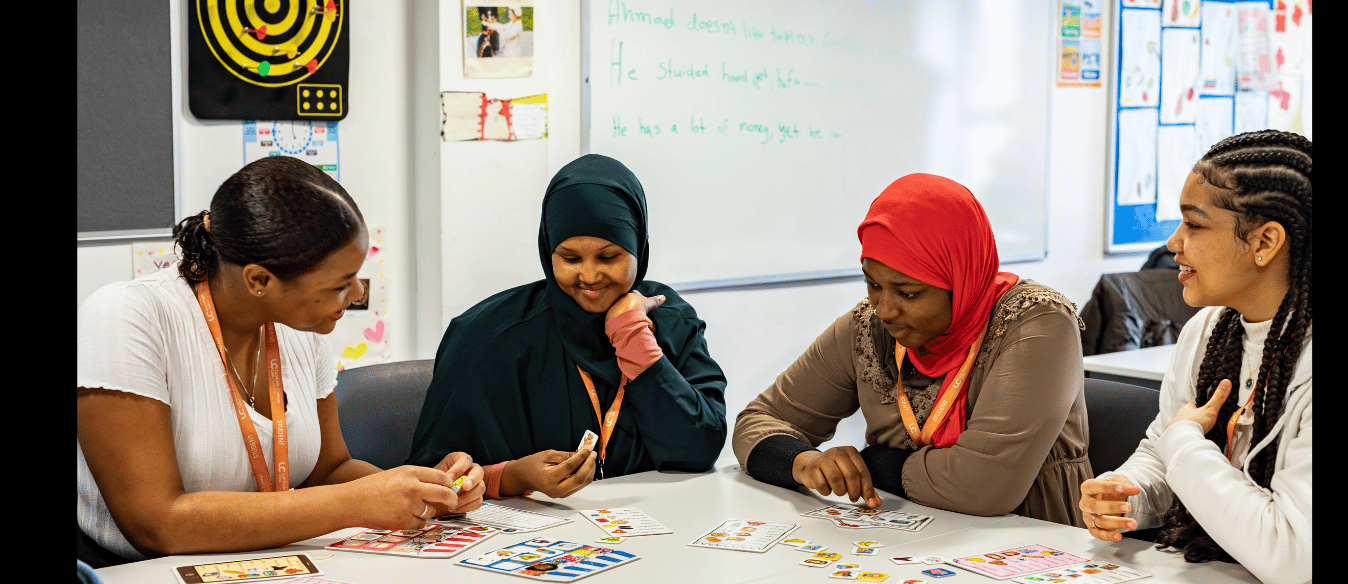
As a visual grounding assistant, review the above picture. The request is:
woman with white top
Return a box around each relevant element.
[77,157,486,567]
[1079,130,1311,584]
[483,7,525,58]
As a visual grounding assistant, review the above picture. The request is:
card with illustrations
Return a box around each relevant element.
[327,523,498,558]
[456,537,638,581]
[950,544,1091,579]
[576,507,672,537]
[433,502,572,533]
[1010,561,1152,584]
[687,519,799,553]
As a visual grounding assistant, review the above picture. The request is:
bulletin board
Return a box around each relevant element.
[1105,0,1311,254]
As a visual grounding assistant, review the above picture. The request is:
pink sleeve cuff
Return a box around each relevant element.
[483,460,532,500]
[605,309,664,380]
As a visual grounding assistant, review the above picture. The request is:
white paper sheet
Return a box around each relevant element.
[1196,96,1235,161]
[1200,3,1239,95]
[1156,124,1196,222]
[1119,9,1161,107]
[1116,108,1158,207]
[1162,0,1201,27]
[1233,89,1268,135]
[1160,27,1201,124]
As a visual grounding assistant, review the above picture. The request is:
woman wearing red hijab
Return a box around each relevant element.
[732,173,1092,527]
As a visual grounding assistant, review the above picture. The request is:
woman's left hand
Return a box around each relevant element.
[1167,378,1232,434]
[605,290,665,324]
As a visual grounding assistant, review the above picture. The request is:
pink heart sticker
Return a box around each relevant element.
[364,320,385,342]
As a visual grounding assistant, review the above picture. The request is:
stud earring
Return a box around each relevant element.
[257,290,263,295]
[1257,256,1263,262]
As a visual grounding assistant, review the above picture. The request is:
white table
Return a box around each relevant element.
[1082,344,1174,390]
[96,461,1260,583]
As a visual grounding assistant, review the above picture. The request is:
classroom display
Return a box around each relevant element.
[583,0,1051,286]
[1105,0,1311,252]
[188,0,350,120]
[456,537,640,581]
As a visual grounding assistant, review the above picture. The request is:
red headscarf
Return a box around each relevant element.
[857,173,1019,447]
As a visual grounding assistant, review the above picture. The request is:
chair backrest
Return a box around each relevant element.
[1083,377,1160,476]
[1078,270,1202,355]
[334,359,435,470]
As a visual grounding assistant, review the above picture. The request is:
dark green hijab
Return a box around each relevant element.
[539,154,649,388]
[406,154,721,475]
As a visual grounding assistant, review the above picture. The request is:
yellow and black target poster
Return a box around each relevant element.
[189,0,349,121]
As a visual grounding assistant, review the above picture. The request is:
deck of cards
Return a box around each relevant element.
[801,504,934,532]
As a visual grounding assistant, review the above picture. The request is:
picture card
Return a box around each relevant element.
[327,523,497,558]
[688,519,798,553]
[457,537,638,582]
[802,504,934,532]
[576,507,671,537]
[434,502,572,533]
[172,554,320,584]
[1010,561,1151,584]
[950,544,1090,579]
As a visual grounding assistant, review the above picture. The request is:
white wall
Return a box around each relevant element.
[78,1,1149,459]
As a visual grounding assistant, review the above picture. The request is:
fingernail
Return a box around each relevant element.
[1113,484,1122,492]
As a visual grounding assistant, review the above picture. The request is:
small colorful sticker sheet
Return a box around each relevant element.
[433,502,572,533]
[949,544,1090,579]
[576,507,672,537]
[1010,561,1152,584]
[326,523,498,558]
[456,538,639,582]
[801,504,934,532]
[687,519,799,553]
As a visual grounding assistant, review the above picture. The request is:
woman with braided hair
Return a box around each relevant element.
[1079,130,1311,584]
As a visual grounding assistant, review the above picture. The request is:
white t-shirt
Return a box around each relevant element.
[77,268,336,559]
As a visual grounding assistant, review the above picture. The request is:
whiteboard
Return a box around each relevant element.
[583,0,1051,287]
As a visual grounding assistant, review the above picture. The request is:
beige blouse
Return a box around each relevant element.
[733,279,1092,527]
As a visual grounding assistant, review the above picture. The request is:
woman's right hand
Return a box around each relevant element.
[1079,475,1142,541]
[501,449,597,499]
[348,465,463,531]
[792,447,882,508]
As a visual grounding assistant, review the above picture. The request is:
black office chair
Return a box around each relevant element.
[1083,377,1163,542]
[334,359,435,470]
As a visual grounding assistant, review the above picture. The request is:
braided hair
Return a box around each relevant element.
[172,156,365,286]
[1153,129,1311,563]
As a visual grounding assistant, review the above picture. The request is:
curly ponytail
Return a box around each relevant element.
[173,210,216,286]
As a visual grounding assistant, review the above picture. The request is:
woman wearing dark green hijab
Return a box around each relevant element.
[407,154,728,498]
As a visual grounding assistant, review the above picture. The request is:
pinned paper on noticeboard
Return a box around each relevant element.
[442,92,547,141]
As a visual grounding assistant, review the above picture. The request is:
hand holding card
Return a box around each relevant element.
[577,430,599,452]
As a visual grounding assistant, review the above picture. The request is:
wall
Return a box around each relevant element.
[78,1,1151,460]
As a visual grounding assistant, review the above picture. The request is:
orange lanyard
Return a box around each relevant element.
[576,366,627,464]
[193,281,289,492]
[1223,318,1309,460]
[894,331,986,447]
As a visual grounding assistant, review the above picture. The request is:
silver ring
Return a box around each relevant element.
[417,504,429,519]
[1091,515,1099,529]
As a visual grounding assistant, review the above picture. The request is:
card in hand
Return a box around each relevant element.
[577,430,599,452]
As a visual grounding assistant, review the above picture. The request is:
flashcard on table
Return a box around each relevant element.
[853,546,880,556]
[1010,561,1152,584]
[857,573,890,582]
[780,537,813,548]
[687,518,799,553]
[434,502,572,533]
[327,523,498,558]
[830,569,861,579]
[889,556,918,565]
[950,544,1090,579]
[803,504,934,532]
[596,535,626,544]
[456,538,639,581]
[576,507,672,537]
[172,554,320,584]
[922,568,957,578]
[577,430,599,451]
[800,551,843,568]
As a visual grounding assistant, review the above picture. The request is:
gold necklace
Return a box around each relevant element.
[226,327,264,408]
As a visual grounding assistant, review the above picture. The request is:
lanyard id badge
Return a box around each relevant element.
[894,331,985,448]
[194,281,289,492]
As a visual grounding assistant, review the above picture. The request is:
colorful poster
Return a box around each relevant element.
[243,120,340,182]
[1058,0,1100,86]
[1119,9,1161,105]
[333,226,391,371]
